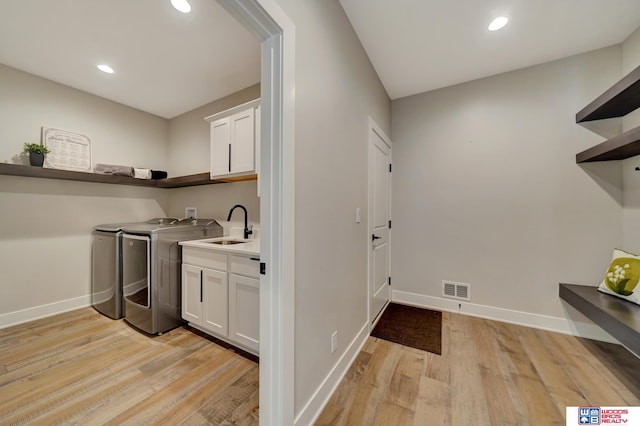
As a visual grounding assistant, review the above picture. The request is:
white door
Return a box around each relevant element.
[369,119,392,325]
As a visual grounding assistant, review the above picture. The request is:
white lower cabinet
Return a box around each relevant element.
[182,264,228,335]
[181,247,259,355]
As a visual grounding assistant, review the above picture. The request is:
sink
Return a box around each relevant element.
[207,240,246,245]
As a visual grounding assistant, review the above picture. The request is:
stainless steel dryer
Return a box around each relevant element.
[121,219,223,334]
[92,218,177,319]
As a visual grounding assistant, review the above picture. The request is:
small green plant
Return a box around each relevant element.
[23,143,50,155]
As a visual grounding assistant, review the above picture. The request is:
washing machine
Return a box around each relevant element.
[91,218,177,319]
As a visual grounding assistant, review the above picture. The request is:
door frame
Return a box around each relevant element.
[216,1,295,425]
[367,117,392,329]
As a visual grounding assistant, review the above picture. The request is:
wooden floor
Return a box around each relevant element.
[2,309,639,426]
[317,311,640,426]
[0,308,259,425]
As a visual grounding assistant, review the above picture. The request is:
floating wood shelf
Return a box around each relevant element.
[576,125,640,163]
[575,63,640,163]
[576,64,640,123]
[0,163,256,189]
[559,283,640,356]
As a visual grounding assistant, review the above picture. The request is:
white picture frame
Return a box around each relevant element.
[42,127,92,172]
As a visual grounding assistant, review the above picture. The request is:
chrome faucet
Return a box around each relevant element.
[227,204,253,239]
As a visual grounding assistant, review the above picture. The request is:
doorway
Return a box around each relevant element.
[217,1,295,424]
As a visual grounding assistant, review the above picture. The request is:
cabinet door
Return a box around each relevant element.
[202,268,228,336]
[210,117,231,178]
[181,264,203,325]
[230,109,255,174]
[229,274,260,353]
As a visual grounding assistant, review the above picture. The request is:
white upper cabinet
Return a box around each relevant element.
[206,99,261,179]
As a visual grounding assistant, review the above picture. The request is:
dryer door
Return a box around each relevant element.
[122,234,151,309]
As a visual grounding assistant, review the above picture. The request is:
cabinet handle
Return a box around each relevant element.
[200,270,203,303]
[228,143,232,172]
[250,257,260,261]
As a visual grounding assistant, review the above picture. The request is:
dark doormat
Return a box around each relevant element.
[371,303,442,355]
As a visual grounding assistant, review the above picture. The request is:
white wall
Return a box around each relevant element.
[391,47,623,324]
[0,64,169,324]
[272,0,391,421]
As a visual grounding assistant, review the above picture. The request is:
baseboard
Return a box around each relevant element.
[392,290,619,344]
[0,295,91,329]
[294,321,369,426]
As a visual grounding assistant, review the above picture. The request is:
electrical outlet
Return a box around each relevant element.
[185,207,197,219]
[331,331,338,354]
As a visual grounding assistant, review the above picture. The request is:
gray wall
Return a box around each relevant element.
[0,64,169,320]
[391,46,624,320]
[622,26,640,252]
[271,0,391,418]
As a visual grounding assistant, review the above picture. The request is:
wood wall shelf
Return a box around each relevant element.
[559,283,640,356]
[576,125,640,163]
[0,163,256,189]
[576,64,640,123]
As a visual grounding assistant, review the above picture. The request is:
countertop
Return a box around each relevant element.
[179,237,260,256]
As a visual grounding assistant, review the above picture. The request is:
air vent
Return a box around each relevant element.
[442,280,471,301]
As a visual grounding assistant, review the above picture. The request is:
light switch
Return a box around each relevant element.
[356,207,361,223]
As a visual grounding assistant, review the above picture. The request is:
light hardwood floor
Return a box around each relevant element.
[317,311,640,426]
[0,308,259,425]
[2,308,638,425]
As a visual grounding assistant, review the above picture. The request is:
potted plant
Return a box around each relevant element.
[23,143,50,167]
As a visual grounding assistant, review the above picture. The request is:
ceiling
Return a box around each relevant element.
[2,1,640,117]
[0,0,260,119]
[339,0,640,100]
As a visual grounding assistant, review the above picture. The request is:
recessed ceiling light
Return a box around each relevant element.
[171,0,191,13]
[97,64,114,74]
[488,16,508,31]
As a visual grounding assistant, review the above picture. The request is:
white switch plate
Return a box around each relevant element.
[185,207,197,219]
[331,331,338,353]
[355,207,361,223]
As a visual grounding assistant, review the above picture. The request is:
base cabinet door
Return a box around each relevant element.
[202,268,228,336]
[229,273,260,353]
[181,264,203,324]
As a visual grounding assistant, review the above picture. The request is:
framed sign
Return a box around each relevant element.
[42,127,92,172]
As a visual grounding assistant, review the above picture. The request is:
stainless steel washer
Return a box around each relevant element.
[121,219,223,334]
[91,218,177,320]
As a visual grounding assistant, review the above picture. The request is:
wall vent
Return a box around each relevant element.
[442,280,471,301]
